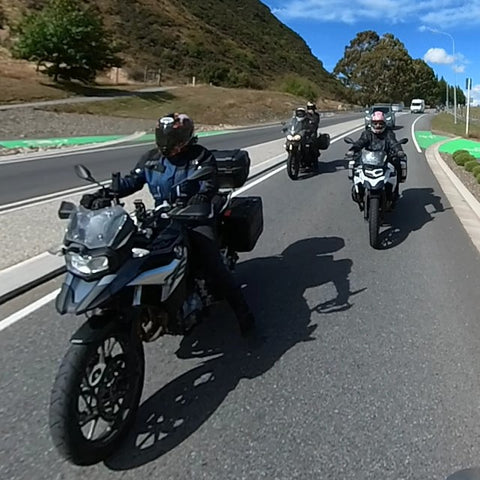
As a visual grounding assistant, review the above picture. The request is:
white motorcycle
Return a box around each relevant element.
[344,137,408,248]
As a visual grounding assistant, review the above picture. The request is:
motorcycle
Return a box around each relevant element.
[283,116,319,180]
[344,137,408,249]
[48,158,263,466]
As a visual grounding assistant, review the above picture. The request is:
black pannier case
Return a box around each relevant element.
[211,149,250,188]
[318,133,330,150]
[222,196,263,252]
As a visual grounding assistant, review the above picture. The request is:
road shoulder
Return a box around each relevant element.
[426,140,480,253]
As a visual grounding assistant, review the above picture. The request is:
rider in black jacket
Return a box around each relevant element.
[81,113,255,335]
[347,111,407,197]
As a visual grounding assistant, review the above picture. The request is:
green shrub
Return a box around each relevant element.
[274,73,320,100]
[455,153,476,166]
[452,149,470,159]
[472,165,480,177]
[465,160,479,172]
[476,172,480,184]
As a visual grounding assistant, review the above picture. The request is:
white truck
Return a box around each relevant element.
[410,99,425,114]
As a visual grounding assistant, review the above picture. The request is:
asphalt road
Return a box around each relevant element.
[0,113,362,205]
[2,113,480,480]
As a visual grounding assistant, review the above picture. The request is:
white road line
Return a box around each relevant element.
[0,288,60,332]
[411,113,427,153]
[0,181,110,215]
[0,122,367,330]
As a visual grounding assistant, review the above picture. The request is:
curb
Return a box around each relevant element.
[0,131,147,163]
[426,139,480,253]
[0,252,65,305]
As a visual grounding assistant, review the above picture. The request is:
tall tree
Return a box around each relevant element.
[334,30,380,91]
[14,0,121,82]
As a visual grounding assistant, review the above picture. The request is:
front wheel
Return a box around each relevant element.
[287,151,300,180]
[49,330,145,465]
[369,196,380,249]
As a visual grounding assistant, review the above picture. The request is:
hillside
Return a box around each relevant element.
[0,0,342,98]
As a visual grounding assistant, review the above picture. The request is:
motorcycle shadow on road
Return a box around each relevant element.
[378,187,448,249]
[106,236,361,471]
[318,158,349,175]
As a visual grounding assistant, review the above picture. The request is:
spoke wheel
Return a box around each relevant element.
[287,151,300,180]
[49,331,144,465]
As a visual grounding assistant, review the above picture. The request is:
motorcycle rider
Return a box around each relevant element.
[346,110,407,199]
[80,113,255,336]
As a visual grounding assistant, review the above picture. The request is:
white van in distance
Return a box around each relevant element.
[410,99,425,113]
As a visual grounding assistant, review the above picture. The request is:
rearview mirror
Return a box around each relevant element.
[58,201,76,219]
[74,164,95,183]
[344,137,354,144]
[399,138,409,145]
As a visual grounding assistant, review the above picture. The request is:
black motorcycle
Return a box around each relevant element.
[48,154,263,466]
[283,116,319,179]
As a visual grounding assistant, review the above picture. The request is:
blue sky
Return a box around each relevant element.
[263,0,480,104]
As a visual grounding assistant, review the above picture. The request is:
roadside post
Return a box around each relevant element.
[466,77,472,137]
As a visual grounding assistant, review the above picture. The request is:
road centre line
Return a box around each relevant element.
[0,123,366,330]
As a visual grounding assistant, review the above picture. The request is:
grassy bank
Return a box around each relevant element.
[431,113,480,140]
[44,85,332,126]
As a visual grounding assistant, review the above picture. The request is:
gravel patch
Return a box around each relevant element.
[440,152,480,204]
[0,108,155,141]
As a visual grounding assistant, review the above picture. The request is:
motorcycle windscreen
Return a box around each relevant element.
[287,117,307,135]
[361,150,387,167]
[64,205,133,249]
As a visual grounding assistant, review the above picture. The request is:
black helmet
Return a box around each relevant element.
[295,107,307,119]
[155,113,194,157]
[306,101,317,111]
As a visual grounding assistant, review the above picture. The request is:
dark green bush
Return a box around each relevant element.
[275,74,320,101]
[464,160,479,172]
[472,165,480,177]
[476,172,480,184]
[452,149,469,159]
[455,153,475,166]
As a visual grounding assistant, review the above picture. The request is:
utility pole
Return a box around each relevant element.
[466,77,472,137]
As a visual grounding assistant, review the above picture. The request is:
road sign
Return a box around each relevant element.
[466,78,472,90]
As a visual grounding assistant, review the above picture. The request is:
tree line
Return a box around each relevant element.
[334,30,465,106]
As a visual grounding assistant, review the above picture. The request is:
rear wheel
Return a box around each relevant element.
[49,330,144,465]
[287,151,300,180]
[369,196,380,249]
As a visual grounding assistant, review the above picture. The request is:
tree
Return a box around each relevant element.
[334,30,461,106]
[14,0,121,82]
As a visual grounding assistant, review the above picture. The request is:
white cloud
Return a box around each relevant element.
[423,48,454,65]
[271,0,480,27]
[423,48,468,73]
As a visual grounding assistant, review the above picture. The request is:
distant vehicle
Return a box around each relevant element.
[391,103,403,113]
[410,99,425,114]
[364,104,396,130]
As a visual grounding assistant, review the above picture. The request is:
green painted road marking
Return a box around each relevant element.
[415,131,449,149]
[0,135,124,149]
[0,129,235,150]
[136,129,233,143]
[439,138,480,158]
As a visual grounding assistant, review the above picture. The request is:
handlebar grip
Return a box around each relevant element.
[111,172,121,193]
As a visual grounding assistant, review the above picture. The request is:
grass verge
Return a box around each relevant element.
[43,85,315,126]
[431,113,480,140]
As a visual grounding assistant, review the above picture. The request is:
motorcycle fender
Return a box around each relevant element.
[364,179,384,190]
[70,313,129,345]
[56,273,116,315]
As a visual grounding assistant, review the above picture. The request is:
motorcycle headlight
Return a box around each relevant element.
[293,134,302,141]
[66,252,109,275]
[286,134,294,141]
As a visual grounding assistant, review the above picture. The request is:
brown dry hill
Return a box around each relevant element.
[0,0,343,97]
